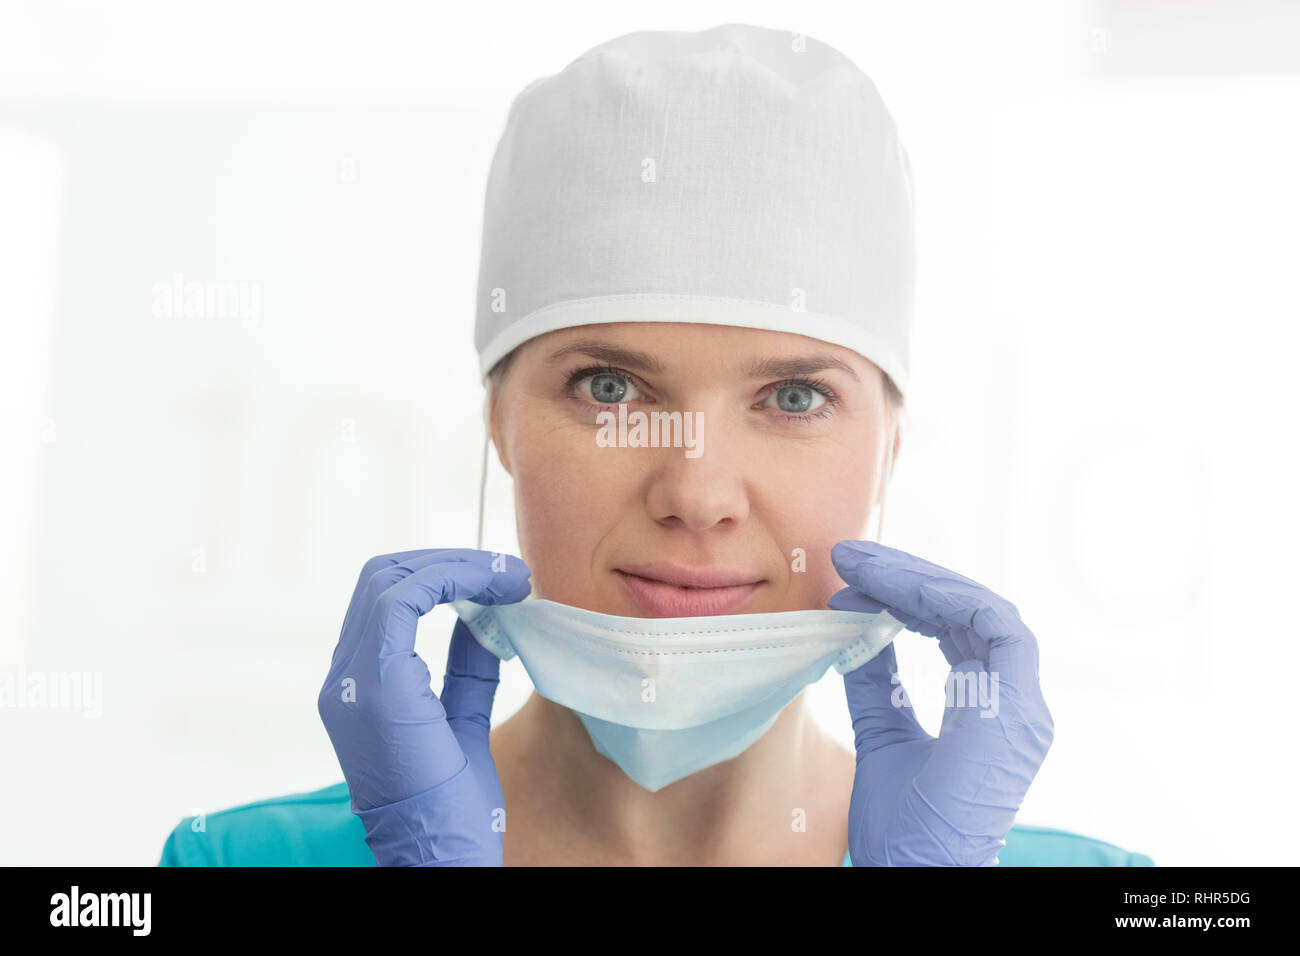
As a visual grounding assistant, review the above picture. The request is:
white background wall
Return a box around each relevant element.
[2,0,1297,865]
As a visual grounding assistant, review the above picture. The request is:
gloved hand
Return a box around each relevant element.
[829,540,1054,866]
[317,548,531,866]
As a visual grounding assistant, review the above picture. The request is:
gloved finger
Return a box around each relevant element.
[344,560,518,796]
[915,658,1054,833]
[836,543,1026,651]
[332,550,531,674]
[933,632,973,670]
[834,539,992,593]
[359,549,531,613]
[333,549,446,669]
[356,558,527,667]
[915,578,1038,692]
[319,639,466,809]
[827,585,932,636]
[827,586,888,614]
[439,618,501,747]
[829,583,981,672]
[936,615,984,666]
[842,642,930,756]
[834,541,1026,676]
[832,544,943,640]
[946,623,988,667]
[891,573,1034,688]
[831,587,981,711]
[916,584,1049,745]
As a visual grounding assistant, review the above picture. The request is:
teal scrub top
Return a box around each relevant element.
[158,781,1155,867]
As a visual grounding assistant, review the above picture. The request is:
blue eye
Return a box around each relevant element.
[579,370,642,404]
[765,384,826,414]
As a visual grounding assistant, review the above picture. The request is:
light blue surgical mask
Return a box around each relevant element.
[451,597,905,792]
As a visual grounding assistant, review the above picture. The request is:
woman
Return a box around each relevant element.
[318,23,1053,866]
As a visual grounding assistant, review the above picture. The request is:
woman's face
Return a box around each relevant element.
[489,322,898,616]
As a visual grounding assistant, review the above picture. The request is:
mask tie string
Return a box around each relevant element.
[875,428,895,544]
[476,431,489,552]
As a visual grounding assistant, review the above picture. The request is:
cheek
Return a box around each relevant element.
[507,415,641,596]
[759,436,880,603]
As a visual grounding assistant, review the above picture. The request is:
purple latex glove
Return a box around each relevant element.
[829,540,1054,866]
[317,548,530,866]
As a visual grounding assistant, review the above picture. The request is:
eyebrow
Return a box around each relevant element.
[545,341,667,374]
[545,339,860,383]
[743,355,861,383]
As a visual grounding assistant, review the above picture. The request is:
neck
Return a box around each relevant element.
[493,689,852,865]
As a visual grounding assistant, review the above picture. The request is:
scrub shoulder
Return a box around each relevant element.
[158,781,374,867]
[158,782,1153,867]
[841,826,1155,867]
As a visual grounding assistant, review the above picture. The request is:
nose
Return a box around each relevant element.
[643,411,749,533]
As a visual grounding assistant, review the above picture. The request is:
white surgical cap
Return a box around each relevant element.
[474,21,916,396]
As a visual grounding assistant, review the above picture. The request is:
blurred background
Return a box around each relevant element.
[2,0,1297,865]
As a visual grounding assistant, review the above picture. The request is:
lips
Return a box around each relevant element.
[615,564,764,617]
